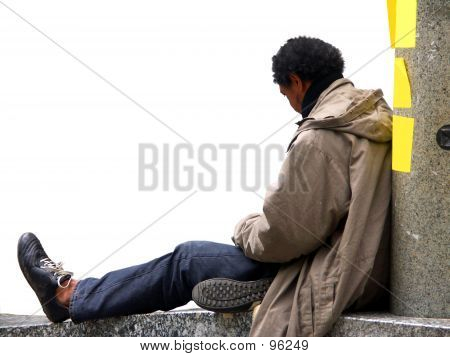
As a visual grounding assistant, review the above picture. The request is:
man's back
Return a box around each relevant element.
[234,79,392,336]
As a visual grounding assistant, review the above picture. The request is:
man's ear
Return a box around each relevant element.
[288,73,303,91]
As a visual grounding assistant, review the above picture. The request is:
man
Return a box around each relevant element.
[18,36,392,337]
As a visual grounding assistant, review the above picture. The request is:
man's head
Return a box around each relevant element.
[272,36,345,113]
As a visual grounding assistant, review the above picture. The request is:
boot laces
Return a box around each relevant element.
[40,258,73,288]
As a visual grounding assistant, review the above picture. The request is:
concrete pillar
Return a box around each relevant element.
[391,0,449,318]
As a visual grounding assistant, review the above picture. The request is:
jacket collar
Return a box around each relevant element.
[287,77,349,151]
[299,71,344,119]
[286,78,386,151]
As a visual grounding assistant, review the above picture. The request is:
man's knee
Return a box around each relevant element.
[172,240,223,260]
[172,241,201,259]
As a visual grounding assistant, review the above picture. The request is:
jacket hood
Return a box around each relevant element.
[295,78,393,143]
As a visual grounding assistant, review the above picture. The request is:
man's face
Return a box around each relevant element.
[278,74,311,114]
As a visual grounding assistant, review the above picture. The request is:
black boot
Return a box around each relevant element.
[192,277,273,313]
[17,232,72,322]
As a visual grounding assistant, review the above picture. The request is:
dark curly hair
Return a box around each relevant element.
[272,36,345,86]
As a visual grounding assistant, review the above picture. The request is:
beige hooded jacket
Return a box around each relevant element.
[232,78,393,336]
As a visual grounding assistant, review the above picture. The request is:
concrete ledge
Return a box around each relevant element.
[1,310,449,337]
[327,312,450,337]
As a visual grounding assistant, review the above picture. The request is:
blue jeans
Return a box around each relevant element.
[69,241,279,322]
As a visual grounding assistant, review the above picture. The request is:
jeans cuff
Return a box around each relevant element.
[68,278,83,323]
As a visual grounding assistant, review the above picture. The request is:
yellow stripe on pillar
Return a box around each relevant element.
[393,57,412,108]
[392,115,415,172]
[387,0,417,48]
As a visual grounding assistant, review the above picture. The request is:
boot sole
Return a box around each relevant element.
[192,277,273,313]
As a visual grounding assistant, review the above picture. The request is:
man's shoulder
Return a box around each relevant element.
[289,128,353,172]
[293,127,350,150]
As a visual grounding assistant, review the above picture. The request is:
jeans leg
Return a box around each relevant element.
[69,241,279,322]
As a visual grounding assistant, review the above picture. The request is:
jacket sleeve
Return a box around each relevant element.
[232,138,350,263]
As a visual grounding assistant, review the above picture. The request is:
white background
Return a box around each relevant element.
[0,0,393,315]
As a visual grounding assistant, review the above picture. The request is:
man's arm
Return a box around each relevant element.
[232,136,350,263]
